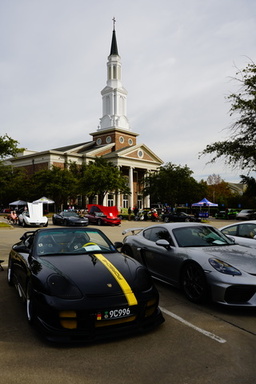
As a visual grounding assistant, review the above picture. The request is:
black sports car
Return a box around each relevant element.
[52,211,89,226]
[7,227,164,342]
[162,211,200,223]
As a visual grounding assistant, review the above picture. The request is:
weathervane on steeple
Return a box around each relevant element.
[112,16,116,30]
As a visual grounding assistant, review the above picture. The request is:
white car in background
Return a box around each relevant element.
[220,221,256,249]
[236,209,256,220]
[18,202,48,227]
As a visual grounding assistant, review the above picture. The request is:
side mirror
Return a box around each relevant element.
[226,235,235,244]
[114,241,123,249]
[156,239,171,249]
[13,244,30,253]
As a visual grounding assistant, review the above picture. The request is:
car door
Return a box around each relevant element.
[222,223,256,248]
[140,226,184,285]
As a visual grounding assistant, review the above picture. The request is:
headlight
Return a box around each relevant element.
[209,258,242,276]
[47,274,82,299]
[134,267,153,291]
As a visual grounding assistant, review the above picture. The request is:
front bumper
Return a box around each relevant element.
[207,272,256,306]
[32,291,165,343]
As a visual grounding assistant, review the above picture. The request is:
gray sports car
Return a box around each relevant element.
[121,222,256,306]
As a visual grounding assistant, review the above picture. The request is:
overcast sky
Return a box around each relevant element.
[1,0,255,182]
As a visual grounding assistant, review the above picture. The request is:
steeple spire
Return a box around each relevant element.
[110,17,119,56]
[98,19,131,132]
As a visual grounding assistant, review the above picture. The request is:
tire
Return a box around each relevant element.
[181,262,209,304]
[184,218,190,222]
[121,244,134,258]
[164,217,169,223]
[97,219,102,226]
[26,282,35,324]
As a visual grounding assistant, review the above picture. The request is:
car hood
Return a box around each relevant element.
[69,216,87,222]
[193,245,256,274]
[37,253,137,296]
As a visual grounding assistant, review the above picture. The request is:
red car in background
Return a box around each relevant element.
[85,204,121,226]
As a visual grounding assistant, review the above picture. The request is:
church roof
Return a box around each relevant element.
[51,142,92,152]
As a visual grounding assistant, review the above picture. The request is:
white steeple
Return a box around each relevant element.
[98,18,131,131]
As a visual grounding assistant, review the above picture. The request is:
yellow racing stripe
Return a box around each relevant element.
[94,254,138,306]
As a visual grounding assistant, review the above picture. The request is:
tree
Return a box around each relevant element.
[31,167,78,210]
[143,163,207,206]
[239,175,256,207]
[200,62,256,172]
[0,134,23,159]
[0,165,30,206]
[79,158,130,205]
[206,174,233,206]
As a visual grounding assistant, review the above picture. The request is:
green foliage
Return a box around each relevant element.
[79,158,130,205]
[0,165,30,205]
[239,175,256,207]
[206,175,233,207]
[200,62,256,171]
[0,134,23,159]
[31,167,78,210]
[0,158,131,209]
[143,162,207,206]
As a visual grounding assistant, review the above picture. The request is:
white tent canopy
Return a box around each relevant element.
[33,196,55,204]
[9,200,27,206]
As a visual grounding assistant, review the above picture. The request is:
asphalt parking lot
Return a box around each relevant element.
[0,218,256,383]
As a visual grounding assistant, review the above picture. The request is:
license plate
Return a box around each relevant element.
[96,307,132,321]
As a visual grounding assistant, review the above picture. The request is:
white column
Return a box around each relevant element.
[103,195,108,206]
[116,192,120,210]
[129,167,134,208]
[144,171,150,208]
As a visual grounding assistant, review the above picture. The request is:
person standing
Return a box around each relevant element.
[128,207,132,221]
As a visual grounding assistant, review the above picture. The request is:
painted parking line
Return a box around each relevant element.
[160,307,227,344]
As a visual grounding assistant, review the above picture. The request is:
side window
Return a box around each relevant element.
[143,228,152,240]
[238,224,256,238]
[144,227,174,245]
[222,225,237,236]
[90,206,100,214]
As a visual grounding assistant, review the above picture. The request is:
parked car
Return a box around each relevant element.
[85,205,121,226]
[121,222,256,306]
[1,208,11,213]
[236,209,256,220]
[215,209,240,220]
[18,203,48,227]
[162,211,200,223]
[220,221,256,249]
[7,227,164,342]
[52,211,89,226]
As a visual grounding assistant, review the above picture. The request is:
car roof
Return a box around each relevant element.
[220,220,256,230]
[145,222,212,230]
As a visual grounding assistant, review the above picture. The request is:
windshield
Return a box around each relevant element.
[173,225,233,247]
[35,228,116,256]
[62,211,78,217]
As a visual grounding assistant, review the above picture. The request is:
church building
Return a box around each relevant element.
[10,21,163,210]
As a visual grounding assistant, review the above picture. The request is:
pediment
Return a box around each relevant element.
[104,143,163,165]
